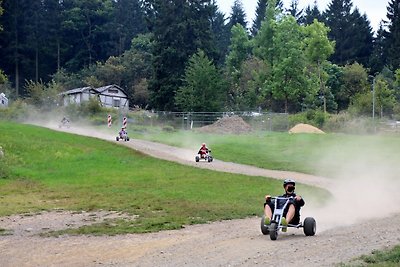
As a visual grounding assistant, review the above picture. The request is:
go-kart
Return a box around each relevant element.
[116,131,129,142]
[260,196,316,240]
[58,118,70,129]
[195,150,213,163]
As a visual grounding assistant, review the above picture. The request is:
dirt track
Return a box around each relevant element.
[1,124,400,267]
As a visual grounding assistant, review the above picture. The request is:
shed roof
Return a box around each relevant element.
[60,86,97,95]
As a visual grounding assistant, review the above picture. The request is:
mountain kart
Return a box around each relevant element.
[195,150,213,163]
[261,196,316,240]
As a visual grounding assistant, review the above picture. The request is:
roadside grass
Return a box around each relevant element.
[341,245,400,267]
[129,127,400,177]
[358,246,400,266]
[0,121,326,235]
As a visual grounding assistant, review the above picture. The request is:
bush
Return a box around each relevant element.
[0,100,31,121]
[162,125,175,132]
[288,110,328,129]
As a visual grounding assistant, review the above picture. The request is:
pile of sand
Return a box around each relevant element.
[197,115,252,134]
[289,123,325,134]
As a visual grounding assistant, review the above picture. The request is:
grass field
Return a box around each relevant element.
[0,121,327,235]
[129,127,400,177]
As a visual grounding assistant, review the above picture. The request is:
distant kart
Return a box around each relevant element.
[195,150,213,163]
[116,131,129,142]
[261,196,316,240]
[58,119,70,129]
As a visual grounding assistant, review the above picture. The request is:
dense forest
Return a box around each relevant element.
[0,0,400,117]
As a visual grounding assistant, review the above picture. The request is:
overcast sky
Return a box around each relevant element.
[216,0,390,32]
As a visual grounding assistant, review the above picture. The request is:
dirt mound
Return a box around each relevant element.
[197,115,252,134]
[289,123,325,134]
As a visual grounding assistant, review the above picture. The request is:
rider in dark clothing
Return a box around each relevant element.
[264,179,305,225]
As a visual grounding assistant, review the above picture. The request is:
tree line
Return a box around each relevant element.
[0,0,399,117]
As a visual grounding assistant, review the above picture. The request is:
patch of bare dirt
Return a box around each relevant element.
[196,115,252,134]
[0,210,136,237]
[289,123,325,134]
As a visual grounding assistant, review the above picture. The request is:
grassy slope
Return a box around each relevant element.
[130,128,400,177]
[0,121,326,234]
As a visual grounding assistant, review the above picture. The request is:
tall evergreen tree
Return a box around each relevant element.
[251,0,282,36]
[370,22,388,73]
[210,3,230,65]
[109,0,147,56]
[301,1,322,25]
[0,0,36,96]
[385,0,400,69]
[147,0,216,110]
[286,0,303,23]
[251,0,267,36]
[349,8,373,67]
[227,0,247,30]
[324,0,373,66]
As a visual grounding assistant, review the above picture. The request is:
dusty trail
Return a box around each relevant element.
[1,124,399,267]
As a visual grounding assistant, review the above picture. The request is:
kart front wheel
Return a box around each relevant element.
[195,156,199,162]
[260,215,269,235]
[303,217,316,236]
[116,137,119,141]
[269,222,278,240]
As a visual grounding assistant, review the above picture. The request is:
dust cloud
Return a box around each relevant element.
[304,137,400,232]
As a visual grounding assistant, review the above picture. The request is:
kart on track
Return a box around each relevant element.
[116,131,130,142]
[260,196,316,240]
[195,150,213,163]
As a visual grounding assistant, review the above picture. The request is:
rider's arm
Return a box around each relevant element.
[296,196,305,207]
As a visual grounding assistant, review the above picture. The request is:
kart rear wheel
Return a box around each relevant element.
[260,215,269,235]
[126,137,130,141]
[303,217,316,236]
[269,222,278,240]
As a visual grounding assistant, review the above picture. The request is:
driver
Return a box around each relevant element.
[119,127,127,137]
[198,143,209,158]
[263,179,305,231]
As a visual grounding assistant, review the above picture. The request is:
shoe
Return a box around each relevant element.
[281,217,288,232]
[264,216,271,225]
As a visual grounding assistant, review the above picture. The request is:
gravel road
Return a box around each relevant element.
[1,124,399,267]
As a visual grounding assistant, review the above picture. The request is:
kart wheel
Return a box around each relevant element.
[260,215,269,235]
[126,137,130,141]
[195,156,199,162]
[303,217,316,236]
[207,156,212,163]
[269,222,278,240]
[116,137,119,141]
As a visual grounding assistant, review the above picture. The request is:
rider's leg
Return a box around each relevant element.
[285,204,295,223]
[264,203,273,224]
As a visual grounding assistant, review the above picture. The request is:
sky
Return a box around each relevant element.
[216,0,390,33]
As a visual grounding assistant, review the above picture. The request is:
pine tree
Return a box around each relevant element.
[251,0,283,36]
[227,0,247,30]
[110,0,148,56]
[147,0,216,110]
[251,0,267,36]
[302,1,322,25]
[324,0,373,66]
[210,3,230,65]
[385,0,400,69]
[286,0,303,23]
[370,22,388,73]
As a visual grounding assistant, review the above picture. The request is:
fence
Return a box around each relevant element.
[129,111,289,132]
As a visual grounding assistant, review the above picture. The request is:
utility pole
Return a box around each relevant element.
[372,76,375,120]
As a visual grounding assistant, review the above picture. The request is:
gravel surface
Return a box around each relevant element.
[1,123,399,267]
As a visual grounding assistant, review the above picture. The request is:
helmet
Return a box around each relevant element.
[202,143,206,147]
[283,179,296,187]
